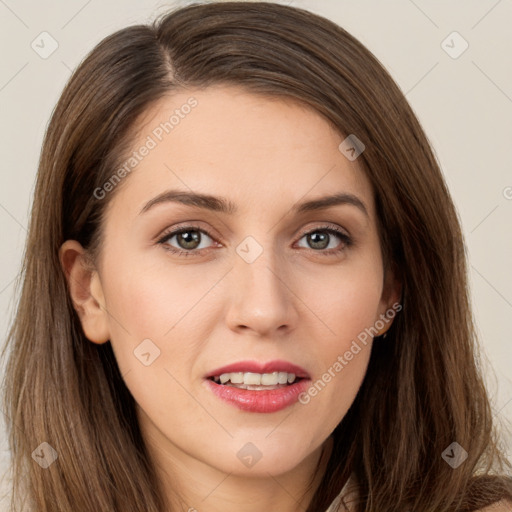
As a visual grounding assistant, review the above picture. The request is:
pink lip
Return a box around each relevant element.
[205,360,310,379]
[204,359,311,413]
[205,378,310,413]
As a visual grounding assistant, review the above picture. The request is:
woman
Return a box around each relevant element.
[2,2,511,511]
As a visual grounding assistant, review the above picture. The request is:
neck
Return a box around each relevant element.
[144,429,333,512]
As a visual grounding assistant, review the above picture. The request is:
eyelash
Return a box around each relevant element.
[156,224,352,258]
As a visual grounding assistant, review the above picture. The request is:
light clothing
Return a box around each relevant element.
[325,475,356,512]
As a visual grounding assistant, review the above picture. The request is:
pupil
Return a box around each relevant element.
[178,230,200,249]
[309,231,328,250]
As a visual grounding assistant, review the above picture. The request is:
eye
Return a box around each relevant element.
[157,225,217,257]
[295,225,352,255]
[157,223,352,258]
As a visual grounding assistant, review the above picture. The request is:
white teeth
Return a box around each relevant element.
[278,372,288,384]
[213,371,299,386]
[244,372,262,385]
[229,372,244,384]
[260,372,279,385]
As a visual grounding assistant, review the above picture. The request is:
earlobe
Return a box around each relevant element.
[376,317,393,337]
[59,240,110,344]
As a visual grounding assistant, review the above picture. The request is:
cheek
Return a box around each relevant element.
[100,252,225,375]
[293,254,383,419]
[100,260,210,424]
[102,248,210,332]
[298,251,384,344]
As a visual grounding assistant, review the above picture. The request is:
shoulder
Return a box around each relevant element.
[475,500,512,511]
[325,474,512,512]
[326,475,359,511]
[326,487,512,512]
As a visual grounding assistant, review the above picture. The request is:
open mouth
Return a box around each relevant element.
[208,371,304,390]
[204,363,311,412]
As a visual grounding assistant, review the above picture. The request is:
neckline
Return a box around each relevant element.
[325,473,358,512]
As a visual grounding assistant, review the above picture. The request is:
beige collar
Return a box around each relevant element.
[325,474,358,512]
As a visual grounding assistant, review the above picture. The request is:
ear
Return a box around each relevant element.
[59,240,110,344]
[375,269,402,337]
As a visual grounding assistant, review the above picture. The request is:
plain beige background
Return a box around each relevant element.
[1,0,511,506]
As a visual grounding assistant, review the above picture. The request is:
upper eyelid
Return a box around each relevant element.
[157,223,218,243]
[296,223,350,238]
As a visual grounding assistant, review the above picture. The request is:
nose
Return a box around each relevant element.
[224,239,299,338]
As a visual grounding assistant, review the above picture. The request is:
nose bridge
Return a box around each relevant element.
[234,233,285,297]
[226,232,297,334]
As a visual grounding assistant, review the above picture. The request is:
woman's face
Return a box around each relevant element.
[71,85,399,479]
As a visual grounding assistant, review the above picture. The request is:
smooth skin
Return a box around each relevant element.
[60,84,403,511]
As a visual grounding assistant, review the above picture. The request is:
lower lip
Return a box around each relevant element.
[205,378,310,413]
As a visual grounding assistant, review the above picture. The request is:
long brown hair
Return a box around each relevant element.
[2,2,511,511]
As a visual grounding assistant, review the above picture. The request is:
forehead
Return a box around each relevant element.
[105,84,375,221]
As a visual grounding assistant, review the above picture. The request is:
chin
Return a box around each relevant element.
[207,435,319,477]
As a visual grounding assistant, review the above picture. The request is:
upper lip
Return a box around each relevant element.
[205,360,310,379]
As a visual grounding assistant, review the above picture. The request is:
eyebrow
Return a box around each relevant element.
[139,190,368,217]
